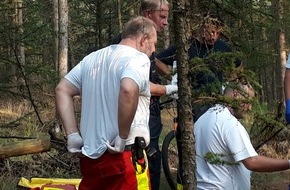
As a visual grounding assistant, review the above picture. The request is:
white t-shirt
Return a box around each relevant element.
[286,53,290,68]
[65,44,151,159]
[194,104,258,190]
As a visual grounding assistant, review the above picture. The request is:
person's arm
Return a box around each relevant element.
[106,78,139,153]
[155,46,176,67]
[150,82,166,96]
[55,78,80,135]
[55,78,83,153]
[118,78,139,139]
[155,58,172,80]
[150,82,178,97]
[242,155,289,172]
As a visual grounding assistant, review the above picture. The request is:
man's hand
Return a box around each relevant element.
[67,132,83,153]
[165,85,178,95]
[106,135,126,153]
[285,99,290,124]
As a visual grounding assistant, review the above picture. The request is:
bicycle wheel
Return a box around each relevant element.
[161,130,178,190]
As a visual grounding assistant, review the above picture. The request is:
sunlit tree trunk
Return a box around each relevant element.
[117,0,122,32]
[129,1,135,16]
[15,0,25,68]
[58,0,68,78]
[271,0,285,103]
[277,0,286,101]
[53,0,59,72]
[96,1,106,48]
[163,26,170,49]
[173,0,197,189]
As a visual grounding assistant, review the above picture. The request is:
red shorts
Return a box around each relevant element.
[79,150,150,190]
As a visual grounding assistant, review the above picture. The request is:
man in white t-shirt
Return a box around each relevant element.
[55,16,157,190]
[194,83,290,190]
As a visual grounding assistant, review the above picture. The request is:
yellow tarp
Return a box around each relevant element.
[18,177,81,189]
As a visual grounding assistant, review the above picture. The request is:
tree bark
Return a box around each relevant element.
[117,0,122,32]
[276,0,286,101]
[58,0,68,78]
[15,0,25,68]
[53,0,59,72]
[173,0,197,189]
[0,137,51,159]
[270,0,285,104]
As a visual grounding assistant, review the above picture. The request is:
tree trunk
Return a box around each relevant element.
[53,0,59,72]
[173,0,197,189]
[58,0,68,78]
[0,137,51,159]
[117,0,122,32]
[276,0,286,101]
[270,0,285,104]
[15,0,25,68]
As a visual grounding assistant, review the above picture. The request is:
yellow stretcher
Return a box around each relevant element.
[18,177,81,189]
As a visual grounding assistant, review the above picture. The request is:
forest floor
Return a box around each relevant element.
[0,96,289,189]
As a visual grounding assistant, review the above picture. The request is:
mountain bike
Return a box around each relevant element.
[159,97,181,190]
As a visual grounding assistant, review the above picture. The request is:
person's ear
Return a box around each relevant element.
[140,34,148,48]
[233,89,239,98]
[144,10,151,18]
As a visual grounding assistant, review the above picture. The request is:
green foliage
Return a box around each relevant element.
[204,152,239,166]
[249,108,285,150]
[188,50,286,153]
[189,51,258,105]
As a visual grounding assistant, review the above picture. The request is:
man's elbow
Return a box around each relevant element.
[55,79,79,98]
[120,78,139,98]
[242,156,262,172]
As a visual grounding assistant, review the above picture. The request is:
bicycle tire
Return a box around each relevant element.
[161,130,178,190]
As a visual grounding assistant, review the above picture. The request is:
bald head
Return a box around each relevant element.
[224,83,255,99]
[223,82,255,119]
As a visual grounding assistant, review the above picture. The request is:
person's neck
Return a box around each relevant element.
[226,105,233,113]
[119,38,139,50]
[195,36,204,44]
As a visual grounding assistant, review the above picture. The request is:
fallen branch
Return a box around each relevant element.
[0,137,51,159]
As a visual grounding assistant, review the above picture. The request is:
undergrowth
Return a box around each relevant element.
[0,93,289,189]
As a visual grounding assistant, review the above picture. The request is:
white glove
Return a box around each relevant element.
[106,135,126,153]
[67,132,83,153]
[165,85,178,95]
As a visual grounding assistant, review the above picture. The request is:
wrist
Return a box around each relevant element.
[165,85,169,95]
[67,132,79,137]
[118,135,127,141]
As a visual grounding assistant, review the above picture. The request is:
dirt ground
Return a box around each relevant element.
[251,171,290,190]
[159,171,290,190]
